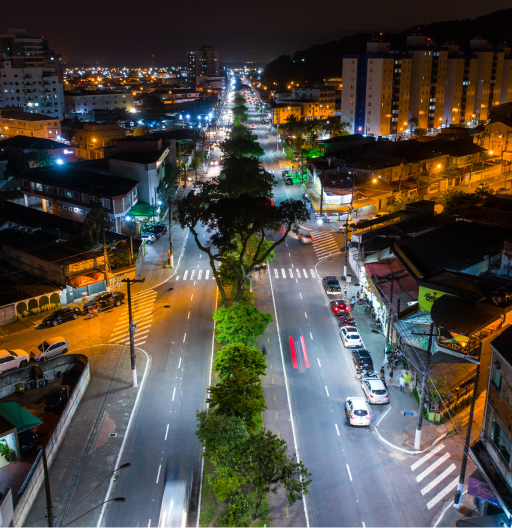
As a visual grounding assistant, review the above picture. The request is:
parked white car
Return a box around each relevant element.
[361,378,389,404]
[340,326,362,348]
[345,397,371,426]
[32,336,69,362]
[0,349,29,373]
[142,233,155,244]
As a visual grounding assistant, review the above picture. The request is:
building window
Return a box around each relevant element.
[102,198,111,209]
[82,193,89,203]
[72,191,80,201]
[53,187,63,196]
[22,179,28,188]
[491,369,502,391]
[44,185,52,193]
[35,183,43,191]
[490,420,511,465]
[65,190,72,198]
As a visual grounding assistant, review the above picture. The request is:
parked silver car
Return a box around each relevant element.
[345,397,371,426]
[32,336,69,362]
[361,378,389,404]
[0,349,29,373]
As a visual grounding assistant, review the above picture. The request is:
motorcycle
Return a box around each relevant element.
[338,317,356,327]
[355,368,378,380]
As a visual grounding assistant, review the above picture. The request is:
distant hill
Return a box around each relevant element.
[262,8,512,86]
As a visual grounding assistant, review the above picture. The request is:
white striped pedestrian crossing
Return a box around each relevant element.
[311,231,340,259]
[175,269,216,280]
[272,267,316,279]
[410,444,460,511]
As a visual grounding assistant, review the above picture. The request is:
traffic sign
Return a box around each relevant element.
[400,409,414,416]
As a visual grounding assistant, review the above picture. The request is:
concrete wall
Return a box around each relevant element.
[12,354,90,526]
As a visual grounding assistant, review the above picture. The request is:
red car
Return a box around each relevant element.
[329,300,349,316]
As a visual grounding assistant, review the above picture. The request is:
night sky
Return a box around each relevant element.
[2,0,511,65]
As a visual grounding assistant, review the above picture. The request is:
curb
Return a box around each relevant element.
[372,404,454,455]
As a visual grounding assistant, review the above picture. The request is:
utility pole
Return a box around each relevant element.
[42,448,54,527]
[102,228,110,293]
[168,197,173,267]
[129,236,133,264]
[178,141,182,188]
[414,322,435,450]
[121,278,145,387]
[454,343,482,508]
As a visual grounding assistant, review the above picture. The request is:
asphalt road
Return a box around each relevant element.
[238,87,457,527]
[104,222,216,527]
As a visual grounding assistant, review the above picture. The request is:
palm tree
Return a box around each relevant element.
[29,150,53,168]
[323,117,349,138]
[84,207,108,245]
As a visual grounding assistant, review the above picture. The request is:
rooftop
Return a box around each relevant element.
[0,109,58,122]
[0,136,68,151]
[490,325,512,366]
[110,148,168,165]
[394,222,512,278]
[28,166,139,197]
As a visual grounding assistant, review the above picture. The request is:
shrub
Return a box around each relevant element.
[16,302,27,315]
[30,307,41,315]
[28,298,38,311]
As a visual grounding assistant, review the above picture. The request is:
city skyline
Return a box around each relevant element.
[2,0,512,64]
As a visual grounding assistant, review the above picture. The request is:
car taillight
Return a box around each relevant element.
[370,394,374,398]
[335,307,338,312]
[351,415,355,419]
[385,394,389,398]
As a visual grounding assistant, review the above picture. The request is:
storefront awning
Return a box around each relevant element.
[431,295,500,336]
[127,202,156,217]
[0,402,42,433]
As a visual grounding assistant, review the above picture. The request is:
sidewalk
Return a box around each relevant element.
[24,344,149,527]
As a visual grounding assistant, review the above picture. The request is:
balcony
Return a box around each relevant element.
[470,439,512,516]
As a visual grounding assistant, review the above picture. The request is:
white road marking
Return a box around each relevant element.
[156,465,162,484]
[416,453,451,482]
[198,269,203,280]
[190,294,193,301]
[172,387,176,401]
[325,386,329,397]
[426,477,459,510]
[296,268,301,278]
[183,270,189,280]
[335,424,340,436]
[310,332,313,340]
[299,293,302,299]
[274,268,279,278]
[289,268,293,278]
[183,333,187,343]
[205,269,210,280]
[281,268,286,278]
[304,312,307,318]
[303,269,308,278]
[310,269,316,278]
[317,358,321,367]
[187,311,190,319]
[411,443,445,470]
[148,520,151,527]
[190,270,196,280]
[421,464,456,496]
[178,357,181,369]
[165,424,169,440]
[176,276,180,280]
[346,464,353,481]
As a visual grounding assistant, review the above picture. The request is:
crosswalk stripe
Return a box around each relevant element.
[426,477,459,510]
[315,242,339,252]
[411,444,445,471]
[135,340,146,346]
[198,269,203,280]
[416,453,451,482]
[421,464,456,496]
[281,268,286,278]
[274,268,279,278]
[183,270,189,280]
[205,269,210,280]
[288,268,293,278]
[296,268,301,278]
[190,270,196,280]
[310,269,316,278]
[303,269,308,278]
[315,238,336,247]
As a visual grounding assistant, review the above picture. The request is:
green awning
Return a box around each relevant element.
[0,402,43,433]
[127,202,156,217]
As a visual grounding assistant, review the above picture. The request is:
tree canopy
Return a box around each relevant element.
[220,137,264,159]
[213,343,267,378]
[213,302,273,346]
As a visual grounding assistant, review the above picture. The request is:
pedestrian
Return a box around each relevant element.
[388,367,394,387]
[350,296,356,310]
[380,366,385,381]
[343,285,348,298]
[404,371,411,392]
[356,290,360,302]
[399,375,405,393]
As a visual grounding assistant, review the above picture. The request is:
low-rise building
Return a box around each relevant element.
[469,327,512,520]
[0,136,76,163]
[64,91,134,114]
[74,122,126,160]
[18,166,139,233]
[0,109,61,139]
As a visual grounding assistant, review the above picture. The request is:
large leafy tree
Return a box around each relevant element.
[213,302,273,346]
[243,429,312,519]
[220,137,264,159]
[322,116,349,138]
[214,343,267,378]
[206,370,267,428]
[157,163,180,200]
[230,124,256,140]
[84,206,108,245]
[29,150,54,168]
[175,192,308,305]
[436,189,478,215]
[217,157,274,198]
[232,105,248,124]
